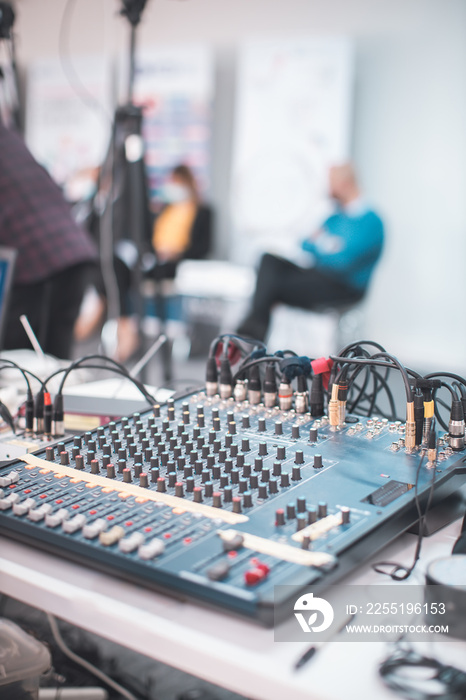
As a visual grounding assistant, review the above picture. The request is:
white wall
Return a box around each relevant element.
[14,0,466,371]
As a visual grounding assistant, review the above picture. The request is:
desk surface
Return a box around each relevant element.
[1,520,465,700]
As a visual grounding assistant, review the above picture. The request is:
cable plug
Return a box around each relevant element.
[52,394,64,437]
[263,363,277,408]
[405,401,416,452]
[414,390,424,447]
[294,374,308,414]
[278,374,293,411]
[43,391,52,437]
[219,358,233,399]
[337,381,348,426]
[25,389,34,434]
[309,373,324,417]
[328,383,340,430]
[34,388,44,434]
[427,419,437,466]
[205,357,218,397]
[448,399,465,451]
[234,378,248,402]
[248,365,261,405]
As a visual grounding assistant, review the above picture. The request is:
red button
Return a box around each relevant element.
[24,489,31,494]
[244,567,267,586]
[72,504,80,510]
[144,526,152,533]
[107,515,114,521]
[9,484,16,489]
[89,509,97,515]
[183,537,192,545]
[39,494,47,499]
[227,551,238,559]
[55,499,63,504]
[163,532,171,539]
[125,521,133,527]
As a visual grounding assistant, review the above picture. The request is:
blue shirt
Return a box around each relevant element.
[301,204,384,291]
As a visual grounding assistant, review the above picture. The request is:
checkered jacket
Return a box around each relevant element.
[0,125,97,284]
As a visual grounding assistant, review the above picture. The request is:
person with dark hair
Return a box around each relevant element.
[0,123,97,358]
[237,163,384,342]
[150,163,212,279]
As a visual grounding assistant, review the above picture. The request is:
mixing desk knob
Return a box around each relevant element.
[273,461,282,476]
[60,451,69,466]
[268,478,279,494]
[318,501,327,518]
[223,486,233,502]
[313,454,323,469]
[232,497,242,513]
[275,421,283,435]
[296,515,306,531]
[294,450,304,464]
[193,487,203,503]
[239,478,248,493]
[90,459,99,474]
[275,509,285,526]
[292,466,301,481]
[297,496,306,513]
[309,427,318,442]
[123,468,132,483]
[242,492,253,509]
[139,473,149,488]
[258,442,268,456]
[204,481,213,498]
[220,475,229,488]
[106,464,115,479]
[242,415,250,429]
[133,463,142,478]
[258,418,266,432]
[212,492,222,508]
[175,482,184,498]
[118,459,126,473]
[167,472,176,487]
[254,458,263,472]
[87,450,95,465]
[151,467,160,483]
[241,438,250,452]
[45,446,55,461]
[280,472,290,488]
[249,474,259,489]
[138,538,165,560]
[186,476,195,492]
[258,484,268,499]
[341,506,350,524]
[276,446,286,460]
[242,463,251,478]
[292,425,300,439]
[261,468,270,482]
[75,455,84,470]
[286,503,296,519]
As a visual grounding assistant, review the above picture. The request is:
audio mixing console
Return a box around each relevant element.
[1,391,465,625]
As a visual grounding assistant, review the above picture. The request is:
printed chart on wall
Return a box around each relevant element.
[231,38,354,263]
[132,46,214,205]
[26,56,111,196]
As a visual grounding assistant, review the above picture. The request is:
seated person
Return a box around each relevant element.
[237,163,384,341]
[150,164,212,280]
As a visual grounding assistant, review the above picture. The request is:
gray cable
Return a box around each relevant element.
[46,613,138,700]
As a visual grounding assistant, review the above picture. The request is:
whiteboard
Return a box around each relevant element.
[231,37,354,263]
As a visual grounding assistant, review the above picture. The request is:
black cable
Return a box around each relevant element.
[380,643,466,700]
[372,427,437,581]
[58,0,111,122]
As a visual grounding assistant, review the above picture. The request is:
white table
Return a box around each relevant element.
[0,519,465,700]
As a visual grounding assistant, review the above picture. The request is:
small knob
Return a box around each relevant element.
[291,425,300,439]
[157,477,166,492]
[258,417,266,432]
[60,451,69,466]
[292,466,301,481]
[341,506,350,524]
[90,458,99,473]
[223,485,233,502]
[204,481,213,498]
[313,454,323,469]
[276,446,286,460]
[75,454,84,470]
[296,515,306,531]
[232,497,242,513]
[139,473,149,488]
[309,427,318,442]
[318,501,327,518]
[186,476,195,492]
[297,496,306,513]
[280,472,290,488]
[249,474,259,489]
[275,421,283,435]
[118,459,126,473]
[212,492,222,508]
[193,487,203,503]
[46,446,55,461]
[258,484,268,499]
[242,492,253,509]
[175,482,184,498]
[286,503,296,519]
[242,415,250,429]
[275,509,285,526]
[258,442,268,456]
[106,464,115,479]
[294,450,304,464]
[268,478,279,494]
[123,468,132,483]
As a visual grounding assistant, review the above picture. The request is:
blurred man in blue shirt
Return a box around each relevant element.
[237,164,384,341]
